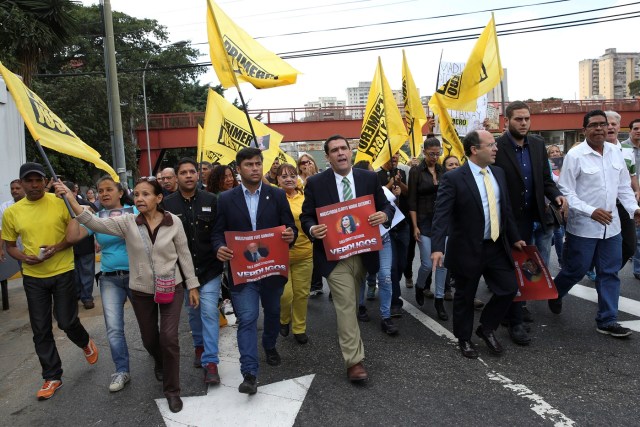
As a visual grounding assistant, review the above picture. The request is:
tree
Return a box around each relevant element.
[630,80,640,97]
[21,4,207,185]
[0,0,78,86]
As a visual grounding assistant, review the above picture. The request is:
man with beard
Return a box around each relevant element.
[494,101,565,346]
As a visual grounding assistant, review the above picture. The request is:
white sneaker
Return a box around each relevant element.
[221,299,234,315]
[109,372,131,392]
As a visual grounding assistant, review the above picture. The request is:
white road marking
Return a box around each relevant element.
[568,284,640,331]
[401,298,575,426]
[157,314,315,426]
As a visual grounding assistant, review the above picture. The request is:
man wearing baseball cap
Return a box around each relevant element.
[1,162,99,400]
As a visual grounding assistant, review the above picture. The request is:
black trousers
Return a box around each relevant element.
[23,270,90,380]
[618,202,637,270]
[452,240,517,341]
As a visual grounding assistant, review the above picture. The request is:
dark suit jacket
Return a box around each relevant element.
[300,168,395,278]
[212,184,297,288]
[494,133,562,231]
[431,162,521,287]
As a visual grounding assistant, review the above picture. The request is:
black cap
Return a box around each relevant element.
[19,162,46,179]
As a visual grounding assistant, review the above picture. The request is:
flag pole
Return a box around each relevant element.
[35,141,75,218]
[209,3,260,149]
[378,57,393,164]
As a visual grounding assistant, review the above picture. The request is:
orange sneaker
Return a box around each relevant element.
[37,380,63,400]
[83,338,99,365]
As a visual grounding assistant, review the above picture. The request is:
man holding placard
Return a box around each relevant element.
[301,135,394,382]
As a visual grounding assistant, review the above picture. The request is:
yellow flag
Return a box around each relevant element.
[196,124,204,163]
[434,14,503,112]
[402,50,426,158]
[397,148,410,166]
[207,0,301,89]
[202,89,283,166]
[356,57,409,170]
[429,93,465,163]
[0,62,119,181]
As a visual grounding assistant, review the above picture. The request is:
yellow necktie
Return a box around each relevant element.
[480,169,499,242]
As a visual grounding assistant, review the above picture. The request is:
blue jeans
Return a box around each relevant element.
[416,234,447,298]
[554,232,622,327]
[532,221,553,267]
[184,275,221,366]
[75,253,95,303]
[230,280,284,377]
[553,225,565,267]
[359,233,392,318]
[100,273,132,373]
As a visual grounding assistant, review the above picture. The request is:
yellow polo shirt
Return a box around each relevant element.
[286,191,312,262]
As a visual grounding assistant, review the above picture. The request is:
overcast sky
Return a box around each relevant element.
[83,0,640,110]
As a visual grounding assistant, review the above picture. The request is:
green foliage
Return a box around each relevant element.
[630,80,640,97]
[6,4,209,185]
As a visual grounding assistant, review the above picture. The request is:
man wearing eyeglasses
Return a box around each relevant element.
[494,100,565,347]
[549,110,640,338]
[160,168,178,196]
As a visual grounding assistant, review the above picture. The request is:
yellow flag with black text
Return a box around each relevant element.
[429,93,465,163]
[402,50,426,158]
[202,89,284,167]
[356,57,408,170]
[434,14,503,112]
[196,124,204,163]
[207,0,300,89]
[0,62,119,181]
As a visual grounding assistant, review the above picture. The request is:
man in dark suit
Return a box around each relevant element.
[300,135,394,382]
[431,130,525,359]
[494,101,565,345]
[212,147,297,395]
[243,242,268,262]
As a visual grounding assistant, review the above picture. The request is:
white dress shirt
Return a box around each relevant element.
[334,170,356,202]
[467,159,502,240]
[559,141,639,239]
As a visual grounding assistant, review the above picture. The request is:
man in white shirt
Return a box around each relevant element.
[626,118,640,279]
[549,110,640,338]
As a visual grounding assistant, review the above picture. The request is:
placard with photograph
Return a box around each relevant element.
[512,245,558,301]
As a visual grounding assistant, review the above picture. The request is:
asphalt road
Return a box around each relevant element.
[1,253,639,426]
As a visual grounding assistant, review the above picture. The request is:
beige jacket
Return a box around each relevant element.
[76,209,199,294]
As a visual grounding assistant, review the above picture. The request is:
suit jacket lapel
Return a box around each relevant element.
[352,169,365,200]
[230,186,251,225]
[323,169,341,205]
[461,163,484,215]
[256,184,270,222]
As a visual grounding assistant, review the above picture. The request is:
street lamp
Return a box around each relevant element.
[142,41,187,176]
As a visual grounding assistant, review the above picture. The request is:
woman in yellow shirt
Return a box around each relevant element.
[277,163,313,344]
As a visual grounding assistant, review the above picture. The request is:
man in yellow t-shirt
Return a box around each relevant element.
[1,162,98,401]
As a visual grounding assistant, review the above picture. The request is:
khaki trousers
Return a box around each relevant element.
[326,255,366,368]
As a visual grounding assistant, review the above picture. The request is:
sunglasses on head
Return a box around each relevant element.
[137,176,157,182]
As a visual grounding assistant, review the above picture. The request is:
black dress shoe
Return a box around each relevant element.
[475,326,503,354]
[434,298,449,321]
[508,323,531,345]
[265,348,281,366]
[415,287,425,306]
[381,318,399,335]
[154,362,163,381]
[238,373,257,394]
[458,340,478,359]
[279,323,290,337]
[167,396,183,413]
[390,305,403,318]
[293,333,308,344]
[548,297,562,314]
[522,305,534,323]
[357,305,370,322]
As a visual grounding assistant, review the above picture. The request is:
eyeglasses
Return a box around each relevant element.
[586,122,607,129]
[299,160,311,166]
[138,176,157,182]
[426,152,442,158]
[476,142,498,149]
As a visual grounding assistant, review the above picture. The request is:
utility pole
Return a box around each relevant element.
[101,0,127,185]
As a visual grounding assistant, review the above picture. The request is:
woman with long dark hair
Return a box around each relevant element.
[207,165,238,194]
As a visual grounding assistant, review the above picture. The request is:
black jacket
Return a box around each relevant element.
[163,189,222,284]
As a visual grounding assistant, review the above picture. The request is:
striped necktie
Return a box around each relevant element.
[479,168,499,242]
[342,177,353,201]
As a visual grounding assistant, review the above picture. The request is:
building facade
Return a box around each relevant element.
[579,48,640,100]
